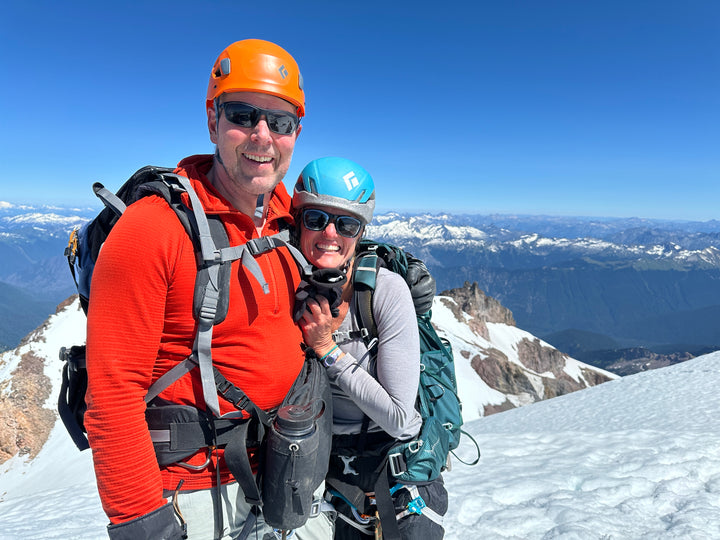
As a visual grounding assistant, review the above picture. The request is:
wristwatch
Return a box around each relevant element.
[322,347,344,368]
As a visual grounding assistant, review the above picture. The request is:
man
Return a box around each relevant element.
[84,39,318,539]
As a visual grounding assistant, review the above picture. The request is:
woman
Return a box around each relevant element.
[292,157,448,539]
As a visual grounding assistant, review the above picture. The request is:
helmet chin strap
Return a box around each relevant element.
[254,194,264,220]
[213,101,238,201]
[214,147,232,181]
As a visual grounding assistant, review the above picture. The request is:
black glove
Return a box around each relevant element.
[294,268,347,322]
[406,257,436,315]
[107,502,187,540]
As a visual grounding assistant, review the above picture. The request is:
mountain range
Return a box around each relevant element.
[2,201,720,371]
[365,213,720,364]
[0,202,96,350]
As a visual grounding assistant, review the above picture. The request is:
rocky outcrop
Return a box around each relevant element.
[516,337,568,375]
[439,282,515,340]
[0,351,55,462]
[470,352,536,397]
[578,347,696,376]
[443,281,515,326]
[440,282,614,417]
[0,299,75,464]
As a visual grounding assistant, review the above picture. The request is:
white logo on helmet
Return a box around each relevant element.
[343,172,359,191]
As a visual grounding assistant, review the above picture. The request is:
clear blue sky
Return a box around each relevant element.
[1,0,718,220]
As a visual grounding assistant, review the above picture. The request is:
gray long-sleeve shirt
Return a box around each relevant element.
[328,267,422,440]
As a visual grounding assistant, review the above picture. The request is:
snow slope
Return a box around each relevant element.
[1,302,719,538]
[445,351,720,539]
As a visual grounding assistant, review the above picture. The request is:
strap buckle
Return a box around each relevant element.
[216,379,251,410]
[406,494,427,515]
[309,498,323,518]
[215,378,232,395]
[246,236,276,256]
[388,452,407,477]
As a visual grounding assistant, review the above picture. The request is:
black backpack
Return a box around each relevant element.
[58,165,331,532]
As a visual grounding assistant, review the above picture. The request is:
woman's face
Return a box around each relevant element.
[299,207,361,269]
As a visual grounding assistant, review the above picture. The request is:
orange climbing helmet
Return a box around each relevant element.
[206,39,305,118]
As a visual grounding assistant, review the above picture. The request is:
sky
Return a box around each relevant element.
[2,299,719,538]
[1,0,718,220]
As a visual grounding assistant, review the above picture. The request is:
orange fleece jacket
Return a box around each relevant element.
[84,155,305,524]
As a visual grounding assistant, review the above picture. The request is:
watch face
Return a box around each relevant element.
[324,349,341,367]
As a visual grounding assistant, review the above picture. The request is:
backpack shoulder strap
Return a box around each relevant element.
[132,172,230,417]
[354,249,380,337]
[344,240,408,349]
[141,172,313,418]
[339,247,381,352]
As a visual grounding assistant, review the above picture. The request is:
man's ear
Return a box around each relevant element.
[208,106,218,144]
[295,124,303,138]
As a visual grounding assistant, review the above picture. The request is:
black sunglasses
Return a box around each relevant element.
[217,101,299,135]
[302,209,363,238]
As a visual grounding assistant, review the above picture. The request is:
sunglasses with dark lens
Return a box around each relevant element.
[217,101,299,135]
[302,209,363,238]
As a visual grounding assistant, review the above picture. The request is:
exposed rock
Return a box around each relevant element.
[579,366,615,386]
[578,347,696,376]
[0,351,55,462]
[56,295,77,312]
[436,282,614,418]
[442,282,515,326]
[542,375,583,400]
[439,282,515,340]
[471,352,537,398]
[482,400,516,416]
[517,337,570,376]
[516,337,614,399]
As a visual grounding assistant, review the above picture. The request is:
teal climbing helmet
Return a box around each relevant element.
[292,157,376,225]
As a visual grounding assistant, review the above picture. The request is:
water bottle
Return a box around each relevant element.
[262,401,323,530]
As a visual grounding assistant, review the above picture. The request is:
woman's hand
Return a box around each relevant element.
[297,294,337,357]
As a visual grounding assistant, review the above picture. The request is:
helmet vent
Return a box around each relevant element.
[219,58,231,76]
[307,176,319,195]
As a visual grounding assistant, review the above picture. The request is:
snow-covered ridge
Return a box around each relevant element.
[366,214,720,267]
[1,212,89,227]
[431,293,616,418]
[3,206,719,266]
[0,205,92,240]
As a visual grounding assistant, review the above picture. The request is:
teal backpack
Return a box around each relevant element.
[351,239,480,483]
[328,240,481,540]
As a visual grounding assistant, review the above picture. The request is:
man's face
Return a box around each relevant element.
[208,91,302,196]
